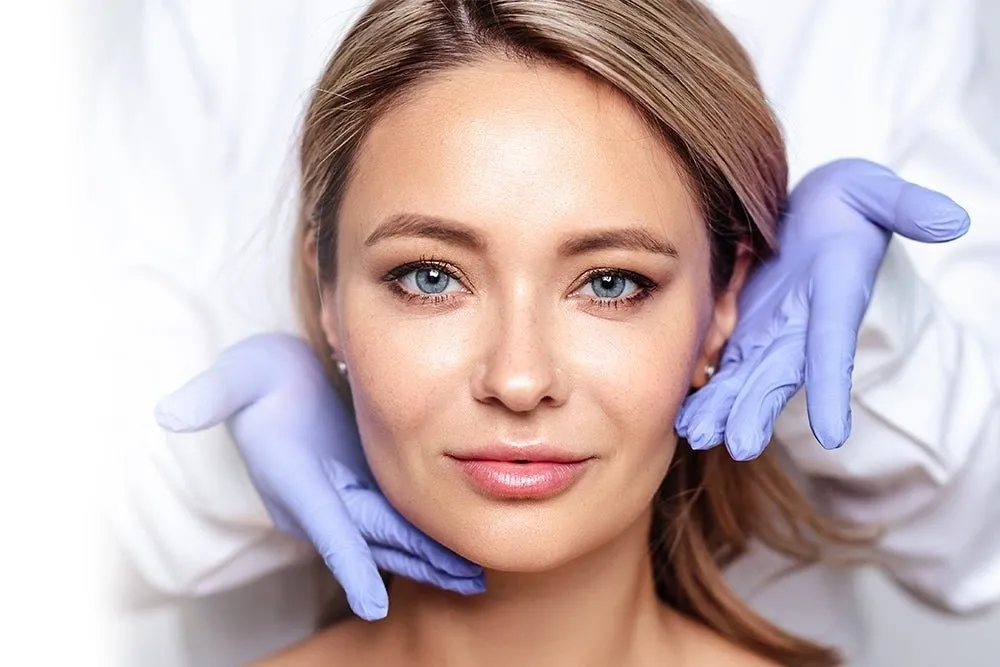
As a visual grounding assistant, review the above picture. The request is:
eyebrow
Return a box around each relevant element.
[558,227,679,259]
[365,213,487,250]
[365,212,678,259]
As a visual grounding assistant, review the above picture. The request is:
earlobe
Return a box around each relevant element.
[690,245,754,388]
[690,361,718,389]
[691,320,726,389]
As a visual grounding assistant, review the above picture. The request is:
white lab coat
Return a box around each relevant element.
[97,1,1000,665]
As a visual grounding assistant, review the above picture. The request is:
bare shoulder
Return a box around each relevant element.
[253,618,386,667]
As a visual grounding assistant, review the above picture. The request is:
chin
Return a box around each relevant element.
[377,466,654,574]
[457,539,583,573]
[427,506,608,573]
[468,545,578,573]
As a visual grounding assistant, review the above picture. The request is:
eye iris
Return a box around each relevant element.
[415,267,449,294]
[592,273,626,299]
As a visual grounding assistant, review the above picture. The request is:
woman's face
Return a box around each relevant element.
[320,58,743,571]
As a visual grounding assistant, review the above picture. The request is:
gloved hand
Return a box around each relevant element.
[154,333,484,620]
[675,158,971,460]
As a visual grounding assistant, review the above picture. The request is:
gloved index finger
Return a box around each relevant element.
[802,249,870,449]
[285,462,389,621]
[724,332,806,461]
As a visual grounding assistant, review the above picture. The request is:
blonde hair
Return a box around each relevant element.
[294,2,867,665]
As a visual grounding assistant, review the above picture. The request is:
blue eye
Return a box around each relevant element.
[397,265,462,296]
[582,271,639,300]
[415,267,449,294]
[590,273,628,299]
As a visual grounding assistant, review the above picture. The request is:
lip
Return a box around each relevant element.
[449,443,591,464]
[448,444,594,499]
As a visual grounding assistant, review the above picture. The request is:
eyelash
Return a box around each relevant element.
[382,256,465,306]
[582,269,658,309]
[382,257,658,310]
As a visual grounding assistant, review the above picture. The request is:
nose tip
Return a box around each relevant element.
[472,341,568,413]
[471,290,569,412]
[476,367,565,412]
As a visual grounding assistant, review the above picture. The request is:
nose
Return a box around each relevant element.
[471,285,569,413]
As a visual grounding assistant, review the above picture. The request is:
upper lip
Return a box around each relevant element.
[448,443,592,463]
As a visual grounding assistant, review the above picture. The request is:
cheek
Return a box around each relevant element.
[575,286,709,442]
[585,282,711,504]
[334,284,475,486]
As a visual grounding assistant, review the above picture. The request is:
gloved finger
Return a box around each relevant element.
[333,468,482,579]
[678,349,761,449]
[288,466,390,621]
[724,333,806,461]
[369,546,486,596]
[833,159,971,242]
[154,355,265,433]
[803,250,871,449]
[676,357,739,437]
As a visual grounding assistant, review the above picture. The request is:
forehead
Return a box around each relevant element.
[341,57,702,243]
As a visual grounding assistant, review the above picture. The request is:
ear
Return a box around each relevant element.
[691,246,754,388]
[304,228,345,360]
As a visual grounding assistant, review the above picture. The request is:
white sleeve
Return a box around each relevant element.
[775,0,1000,614]
[101,0,367,599]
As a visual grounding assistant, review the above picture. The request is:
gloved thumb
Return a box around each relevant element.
[154,352,266,432]
[892,182,971,242]
[831,158,971,243]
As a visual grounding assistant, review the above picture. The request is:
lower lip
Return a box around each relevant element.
[451,459,591,499]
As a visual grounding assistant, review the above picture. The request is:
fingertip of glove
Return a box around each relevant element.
[900,185,971,241]
[812,418,851,450]
[729,447,761,462]
[354,602,388,622]
[687,427,722,451]
[457,561,485,578]
[817,434,847,450]
[813,429,847,450]
[725,432,765,461]
[153,403,193,432]
[353,577,389,621]
[461,576,488,596]
[364,591,390,619]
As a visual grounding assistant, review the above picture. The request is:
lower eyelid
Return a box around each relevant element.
[586,287,655,307]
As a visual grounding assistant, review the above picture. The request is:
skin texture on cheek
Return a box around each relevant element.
[318,59,726,571]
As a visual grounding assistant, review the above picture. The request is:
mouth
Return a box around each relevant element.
[447,444,594,499]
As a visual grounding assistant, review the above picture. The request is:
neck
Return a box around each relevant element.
[381,509,683,667]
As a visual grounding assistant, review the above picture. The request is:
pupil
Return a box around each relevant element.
[416,267,449,294]
[593,273,625,299]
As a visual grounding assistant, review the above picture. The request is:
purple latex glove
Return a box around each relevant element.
[675,158,970,460]
[154,334,485,620]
